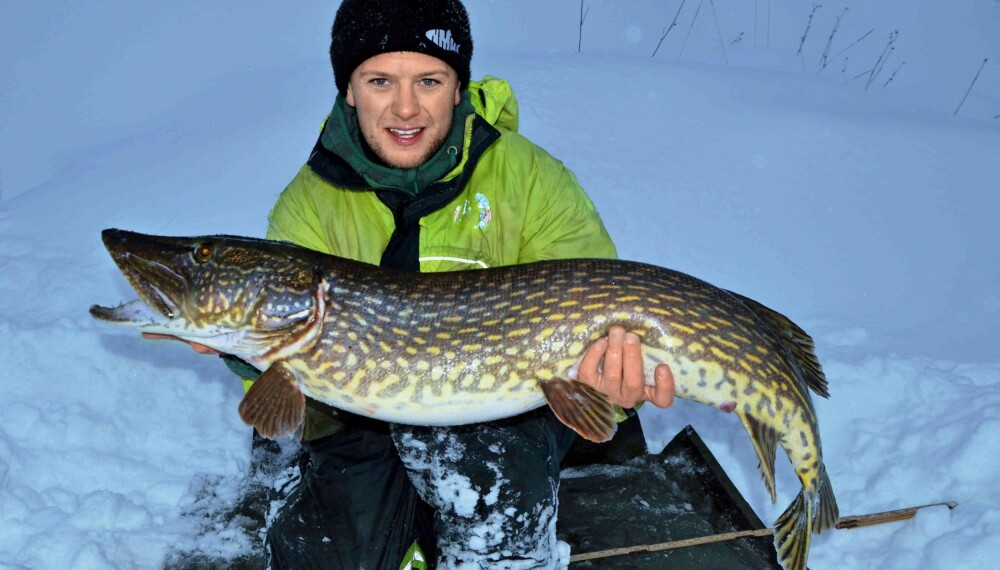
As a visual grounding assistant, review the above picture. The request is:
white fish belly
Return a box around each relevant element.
[302,379,549,426]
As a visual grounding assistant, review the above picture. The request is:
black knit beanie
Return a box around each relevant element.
[330,0,473,94]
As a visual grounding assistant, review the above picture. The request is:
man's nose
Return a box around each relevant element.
[392,84,419,120]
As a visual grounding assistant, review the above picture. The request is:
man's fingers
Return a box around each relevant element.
[646,363,676,408]
[621,332,645,406]
[602,326,626,388]
[577,337,609,385]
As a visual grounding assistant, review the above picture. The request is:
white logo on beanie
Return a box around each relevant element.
[426,29,460,53]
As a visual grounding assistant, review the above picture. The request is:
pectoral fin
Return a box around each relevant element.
[540,379,617,443]
[238,361,305,439]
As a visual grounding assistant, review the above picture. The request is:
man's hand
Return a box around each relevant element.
[141,332,221,355]
[577,325,675,409]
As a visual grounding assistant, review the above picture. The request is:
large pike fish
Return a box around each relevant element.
[91,228,838,570]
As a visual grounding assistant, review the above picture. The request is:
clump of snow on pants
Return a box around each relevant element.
[393,426,566,569]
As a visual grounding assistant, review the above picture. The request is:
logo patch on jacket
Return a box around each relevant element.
[474,193,492,229]
[452,193,492,230]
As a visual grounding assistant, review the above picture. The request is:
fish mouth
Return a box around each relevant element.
[89,298,171,325]
[88,257,183,325]
[116,254,185,319]
[91,229,190,323]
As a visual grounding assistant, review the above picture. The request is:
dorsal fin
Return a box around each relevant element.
[729,291,830,398]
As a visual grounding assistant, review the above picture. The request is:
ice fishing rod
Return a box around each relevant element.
[569,500,958,563]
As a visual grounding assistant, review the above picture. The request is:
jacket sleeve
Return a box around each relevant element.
[265,166,333,253]
[513,136,618,264]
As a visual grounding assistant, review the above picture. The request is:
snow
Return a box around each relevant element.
[1,1,998,568]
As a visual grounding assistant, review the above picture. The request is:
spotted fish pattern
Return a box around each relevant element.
[91,229,838,570]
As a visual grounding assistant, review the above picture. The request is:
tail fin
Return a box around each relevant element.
[773,490,814,570]
[774,466,838,570]
[815,464,840,532]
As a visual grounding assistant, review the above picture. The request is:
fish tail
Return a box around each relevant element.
[773,488,813,570]
[774,463,839,570]
[815,463,840,532]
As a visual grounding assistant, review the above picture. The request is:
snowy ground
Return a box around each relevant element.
[2,1,998,569]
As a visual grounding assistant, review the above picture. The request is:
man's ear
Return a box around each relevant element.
[454,86,461,107]
[346,83,356,107]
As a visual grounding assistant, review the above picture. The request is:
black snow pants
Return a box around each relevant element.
[266,408,577,570]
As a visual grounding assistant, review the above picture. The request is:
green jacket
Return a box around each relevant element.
[255,76,618,440]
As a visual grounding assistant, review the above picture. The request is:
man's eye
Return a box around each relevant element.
[370,78,388,86]
[420,78,440,87]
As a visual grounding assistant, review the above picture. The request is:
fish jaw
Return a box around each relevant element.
[89,298,258,358]
[90,299,170,327]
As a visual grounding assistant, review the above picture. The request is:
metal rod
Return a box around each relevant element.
[836,501,958,529]
[569,501,957,563]
[571,527,773,562]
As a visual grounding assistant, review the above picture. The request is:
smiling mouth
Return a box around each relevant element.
[387,127,423,144]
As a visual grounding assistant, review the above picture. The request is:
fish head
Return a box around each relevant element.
[90,229,323,358]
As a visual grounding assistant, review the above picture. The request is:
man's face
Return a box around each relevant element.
[346,52,462,169]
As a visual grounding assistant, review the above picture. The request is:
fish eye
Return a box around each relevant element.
[193,244,212,263]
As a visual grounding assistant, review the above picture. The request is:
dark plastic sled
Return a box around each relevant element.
[558,417,782,569]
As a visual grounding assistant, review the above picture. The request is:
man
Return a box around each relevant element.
[150,0,673,568]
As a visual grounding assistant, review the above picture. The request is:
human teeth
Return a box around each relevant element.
[390,128,420,136]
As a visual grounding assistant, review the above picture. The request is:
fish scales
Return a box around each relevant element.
[310,260,746,414]
[91,229,838,570]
